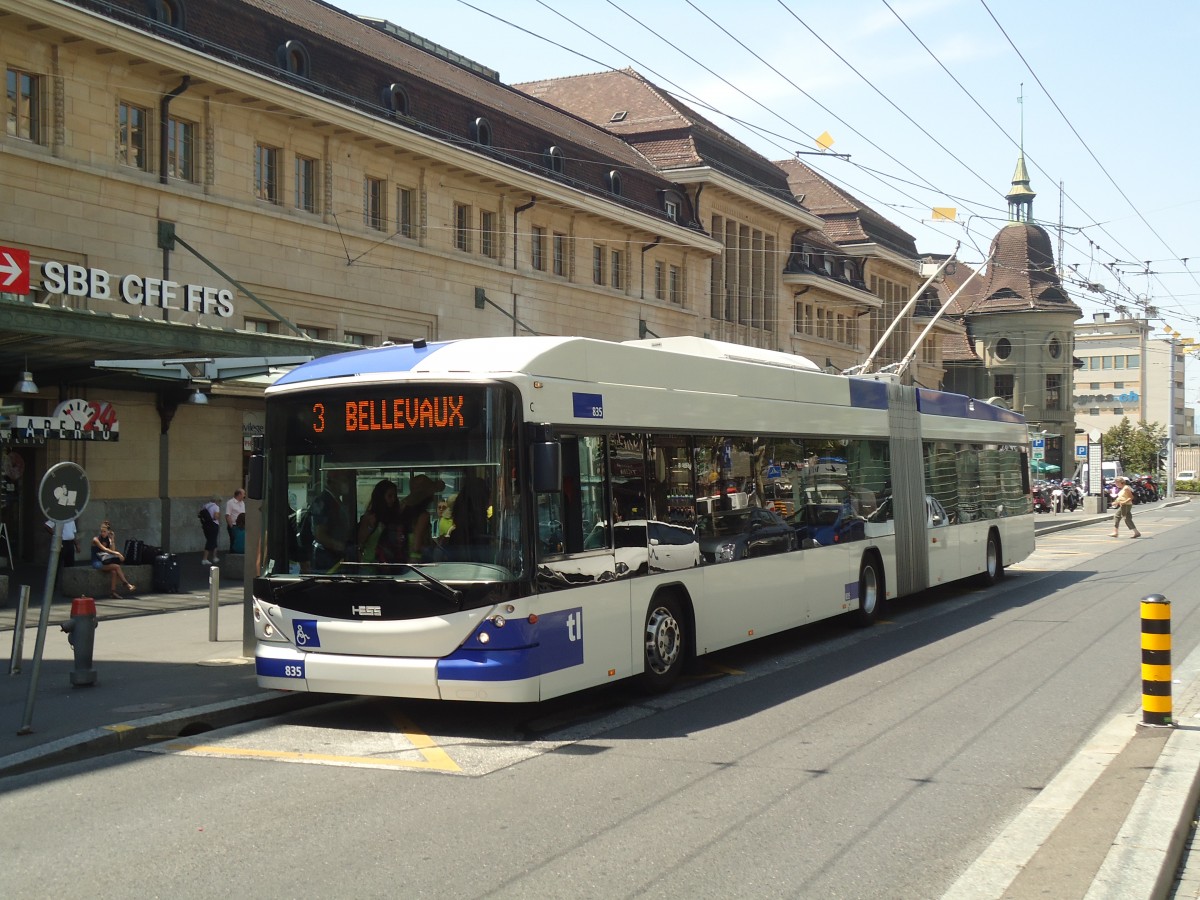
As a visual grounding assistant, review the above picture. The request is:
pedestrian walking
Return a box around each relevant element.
[45,516,80,568]
[1110,475,1141,539]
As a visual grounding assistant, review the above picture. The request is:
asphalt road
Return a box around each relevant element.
[1,501,1195,899]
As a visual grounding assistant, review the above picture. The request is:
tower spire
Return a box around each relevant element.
[1007,85,1035,222]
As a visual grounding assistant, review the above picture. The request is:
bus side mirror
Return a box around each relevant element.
[532,441,562,493]
[247,455,264,501]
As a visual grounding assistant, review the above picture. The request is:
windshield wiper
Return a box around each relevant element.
[379,562,463,608]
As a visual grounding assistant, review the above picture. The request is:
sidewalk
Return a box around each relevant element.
[0,551,319,776]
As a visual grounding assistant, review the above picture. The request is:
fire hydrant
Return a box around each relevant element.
[60,596,98,686]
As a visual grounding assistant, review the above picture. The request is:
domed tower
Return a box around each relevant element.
[961,157,1081,472]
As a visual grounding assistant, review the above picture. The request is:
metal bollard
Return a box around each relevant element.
[60,596,98,687]
[1140,594,1172,727]
[8,585,31,675]
[209,561,220,641]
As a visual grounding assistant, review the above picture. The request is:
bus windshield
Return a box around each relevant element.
[261,382,523,581]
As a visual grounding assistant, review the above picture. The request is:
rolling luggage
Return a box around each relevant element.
[153,553,182,593]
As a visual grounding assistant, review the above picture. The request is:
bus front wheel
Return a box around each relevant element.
[643,597,686,691]
[853,554,883,627]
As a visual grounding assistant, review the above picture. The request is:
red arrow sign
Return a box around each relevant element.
[0,245,31,294]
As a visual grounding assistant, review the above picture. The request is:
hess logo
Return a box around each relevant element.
[351,605,382,617]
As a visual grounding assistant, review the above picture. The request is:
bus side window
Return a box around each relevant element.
[538,435,607,556]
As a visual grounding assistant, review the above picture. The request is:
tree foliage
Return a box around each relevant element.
[1102,419,1166,474]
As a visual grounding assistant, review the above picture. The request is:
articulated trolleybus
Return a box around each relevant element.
[251,336,1034,702]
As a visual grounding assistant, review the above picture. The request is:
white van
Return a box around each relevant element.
[1101,461,1124,482]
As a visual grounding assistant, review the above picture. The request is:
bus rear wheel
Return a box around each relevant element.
[853,554,883,628]
[643,597,686,691]
[977,530,1004,587]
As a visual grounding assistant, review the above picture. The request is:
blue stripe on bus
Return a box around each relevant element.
[274,341,456,385]
[916,389,1025,423]
[439,607,585,682]
[849,379,889,410]
[256,655,305,679]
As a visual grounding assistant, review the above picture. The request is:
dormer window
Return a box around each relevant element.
[148,0,187,29]
[277,40,310,78]
[471,116,492,147]
[606,170,622,196]
[382,83,410,117]
[659,189,684,222]
[544,145,565,175]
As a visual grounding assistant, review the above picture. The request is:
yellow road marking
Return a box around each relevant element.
[157,709,462,772]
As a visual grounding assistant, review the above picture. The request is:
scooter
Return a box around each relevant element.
[1032,483,1051,513]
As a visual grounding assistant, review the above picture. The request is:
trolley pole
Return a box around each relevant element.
[1140,594,1173,727]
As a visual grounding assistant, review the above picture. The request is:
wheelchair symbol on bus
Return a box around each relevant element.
[292,619,321,647]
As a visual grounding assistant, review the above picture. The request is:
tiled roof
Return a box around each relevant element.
[968,223,1082,316]
[236,2,671,178]
[516,69,799,199]
[776,159,917,256]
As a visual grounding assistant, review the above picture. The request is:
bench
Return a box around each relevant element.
[217,554,245,581]
[60,564,153,598]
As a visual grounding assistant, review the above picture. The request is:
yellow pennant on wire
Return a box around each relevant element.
[932,207,957,221]
[815,131,835,151]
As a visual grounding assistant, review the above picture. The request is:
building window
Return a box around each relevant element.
[471,116,492,146]
[6,68,41,142]
[254,143,279,203]
[344,332,374,346]
[994,337,1012,360]
[480,210,497,258]
[294,155,317,212]
[297,325,325,340]
[118,102,150,170]
[383,83,409,117]
[654,262,665,300]
[553,233,567,277]
[664,198,679,221]
[669,265,682,305]
[1126,355,1140,368]
[1046,374,1061,410]
[149,0,187,28]
[454,203,472,252]
[592,245,605,285]
[606,170,622,195]
[165,117,195,181]
[246,318,275,334]
[531,226,546,271]
[398,187,415,239]
[545,145,565,175]
[610,249,623,290]
[364,176,387,231]
[1089,408,1100,416]
[993,373,1014,406]
[277,40,311,78]
[1048,336,1061,359]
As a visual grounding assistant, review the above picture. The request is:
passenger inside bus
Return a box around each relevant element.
[310,468,356,572]
[444,475,492,562]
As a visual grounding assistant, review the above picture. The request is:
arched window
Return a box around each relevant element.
[276,40,311,78]
[471,116,492,147]
[544,145,565,175]
[606,169,622,196]
[147,0,186,28]
[1048,336,1062,359]
[382,83,410,117]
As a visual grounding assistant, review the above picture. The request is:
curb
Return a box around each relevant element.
[0,690,330,778]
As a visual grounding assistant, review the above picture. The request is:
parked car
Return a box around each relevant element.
[697,506,795,562]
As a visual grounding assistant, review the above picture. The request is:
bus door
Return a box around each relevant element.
[534,433,637,699]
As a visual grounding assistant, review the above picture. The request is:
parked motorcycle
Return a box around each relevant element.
[1059,479,1083,511]
[1032,482,1051,513]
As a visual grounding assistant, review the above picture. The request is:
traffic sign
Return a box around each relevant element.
[38,462,89,522]
[0,245,30,294]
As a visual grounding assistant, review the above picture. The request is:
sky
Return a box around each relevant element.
[340,0,1200,399]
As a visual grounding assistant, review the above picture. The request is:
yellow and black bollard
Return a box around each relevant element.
[1140,594,1172,727]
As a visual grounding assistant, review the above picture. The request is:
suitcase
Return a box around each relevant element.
[153,553,182,593]
[140,544,161,565]
[123,539,144,565]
